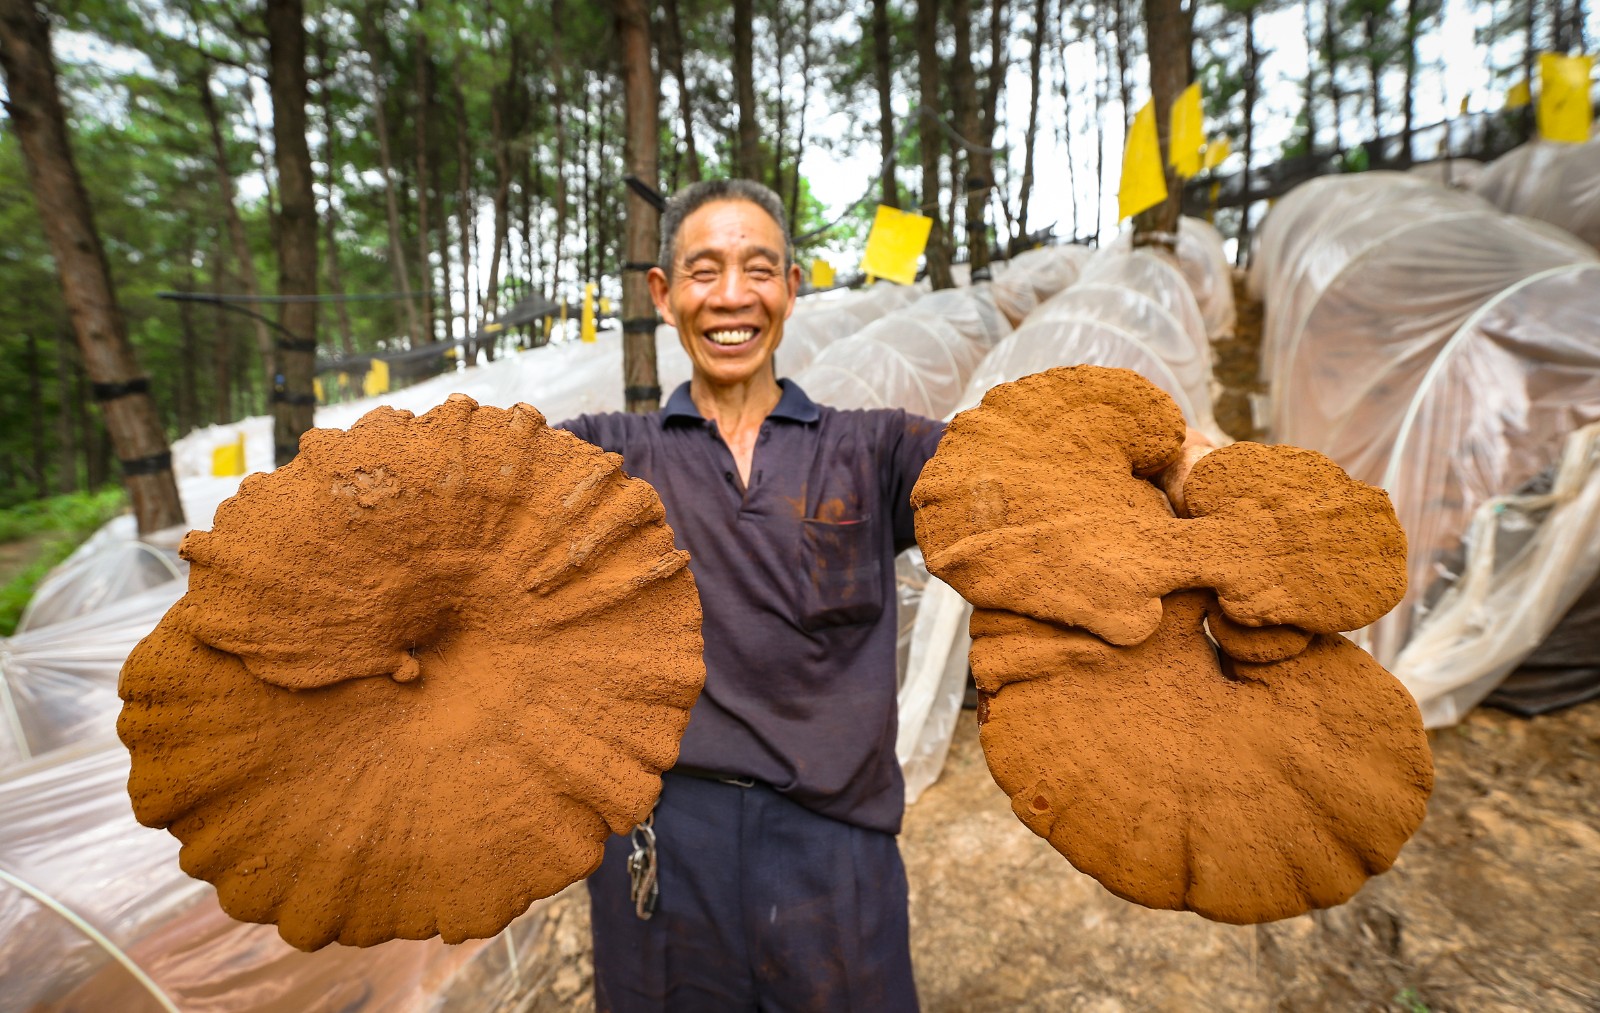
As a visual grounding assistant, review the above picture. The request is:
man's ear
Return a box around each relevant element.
[647,267,676,328]
[784,262,802,320]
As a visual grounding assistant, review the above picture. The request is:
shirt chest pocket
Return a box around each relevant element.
[798,515,884,631]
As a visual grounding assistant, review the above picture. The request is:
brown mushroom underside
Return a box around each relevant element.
[118,396,705,951]
[912,366,1433,923]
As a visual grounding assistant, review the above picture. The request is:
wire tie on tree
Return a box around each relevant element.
[90,377,151,402]
[118,451,173,477]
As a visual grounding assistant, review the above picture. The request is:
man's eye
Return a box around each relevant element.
[691,270,717,282]
[748,267,775,279]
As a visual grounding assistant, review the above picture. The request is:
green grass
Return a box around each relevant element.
[0,487,128,636]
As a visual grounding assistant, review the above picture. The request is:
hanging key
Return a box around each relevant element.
[627,814,658,920]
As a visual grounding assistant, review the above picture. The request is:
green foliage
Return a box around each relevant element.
[0,487,127,636]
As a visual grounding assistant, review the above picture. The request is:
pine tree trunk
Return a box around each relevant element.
[551,0,569,298]
[1132,0,1188,247]
[915,0,955,288]
[1402,0,1416,163]
[1054,4,1080,240]
[314,42,356,357]
[771,10,789,194]
[1240,5,1259,257]
[454,78,475,350]
[212,236,234,423]
[1094,7,1107,244]
[1363,13,1381,139]
[1325,0,1343,149]
[482,69,514,327]
[872,0,899,207]
[1113,0,1132,121]
[266,0,319,466]
[734,0,760,178]
[1303,0,1319,154]
[950,0,980,272]
[0,0,183,529]
[436,156,455,347]
[966,0,1005,272]
[616,0,661,413]
[414,29,435,345]
[366,10,421,347]
[26,330,46,499]
[198,68,278,386]
[56,332,79,494]
[663,0,700,185]
[788,0,815,237]
[178,236,200,433]
[1017,0,1046,245]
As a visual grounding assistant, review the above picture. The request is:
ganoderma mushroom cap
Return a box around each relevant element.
[971,593,1434,923]
[118,396,705,951]
[912,366,1407,645]
[913,365,1432,922]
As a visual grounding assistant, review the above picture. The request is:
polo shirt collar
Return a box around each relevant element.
[660,379,821,427]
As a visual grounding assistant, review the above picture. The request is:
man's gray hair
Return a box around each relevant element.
[658,178,793,277]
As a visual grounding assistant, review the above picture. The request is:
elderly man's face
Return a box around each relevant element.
[649,199,801,389]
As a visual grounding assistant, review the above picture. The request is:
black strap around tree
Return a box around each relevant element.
[623,175,667,213]
[622,261,657,274]
[270,391,319,407]
[622,316,659,335]
[119,451,172,476]
[91,377,151,402]
[276,336,318,354]
[625,385,662,403]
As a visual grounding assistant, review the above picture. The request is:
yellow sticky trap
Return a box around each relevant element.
[1119,100,1168,221]
[1506,79,1531,110]
[313,377,324,402]
[599,296,612,315]
[812,258,836,288]
[859,205,933,286]
[543,317,553,339]
[363,358,390,397]
[1538,53,1594,143]
[1169,83,1204,178]
[581,282,598,343]
[1202,136,1231,170]
[211,434,245,477]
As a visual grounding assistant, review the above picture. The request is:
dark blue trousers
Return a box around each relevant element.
[589,773,919,1013]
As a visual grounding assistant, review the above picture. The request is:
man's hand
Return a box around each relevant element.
[1157,427,1217,517]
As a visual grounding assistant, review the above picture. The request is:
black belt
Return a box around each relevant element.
[669,765,761,789]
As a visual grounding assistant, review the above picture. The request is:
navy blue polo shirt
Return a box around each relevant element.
[560,380,944,834]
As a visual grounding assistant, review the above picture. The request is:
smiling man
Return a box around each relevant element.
[560,179,939,1012]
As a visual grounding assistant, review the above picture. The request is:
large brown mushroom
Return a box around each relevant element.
[912,366,1433,923]
[118,396,705,950]
[912,367,1408,646]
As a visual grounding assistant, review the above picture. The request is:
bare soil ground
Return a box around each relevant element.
[487,274,1600,1011]
[0,533,51,587]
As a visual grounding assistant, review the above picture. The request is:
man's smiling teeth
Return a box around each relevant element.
[707,328,757,346]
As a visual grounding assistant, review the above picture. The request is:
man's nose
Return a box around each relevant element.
[706,267,758,310]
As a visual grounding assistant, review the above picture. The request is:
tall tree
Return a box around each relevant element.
[1016,0,1048,243]
[662,0,700,184]
[0,0,184,530]
[872,0,899,208]
[915,0,955,288]
[364,9,421,347]
[1133,0,1191,246]
[616,0,660,413]
[265,0,318,464]
[733,0,760,177]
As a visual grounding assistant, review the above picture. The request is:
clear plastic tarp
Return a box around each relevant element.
[791,284,1014,419]
[1408,157,1484,190]
[1109,217,1237,340]
[1472,137,1600,250]
[0,583,181,771]
[896,245,1225,801]
[987,245,1094,326]
[1253,171,1600,724]
[0,743,572,1011]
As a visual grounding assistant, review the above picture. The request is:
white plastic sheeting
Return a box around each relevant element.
[792,285,1014,419]
[1254,171,1600,724]
[777,283,922,374]
[0,744,566,1011]
[1408,157,1484,190]
[0,584,181,770]
[1109,217,1237,340]
[896,246,1225,802]
[987,245,1094,326]
[1473,138,1600,249]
